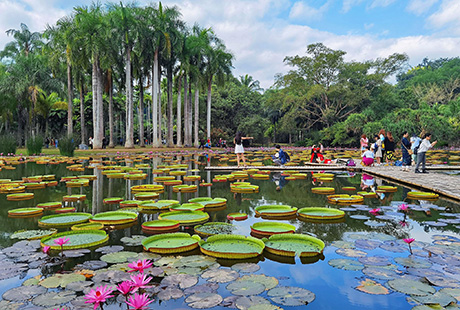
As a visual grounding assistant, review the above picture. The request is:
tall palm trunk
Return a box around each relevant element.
[79,83,85,145]
[183,74,189,146]
[188,81,193,146]
[194,81,199,147]
[139,77,145,147]
[176,74,182,147]
[167,63,173,147]
[92,53,104,149]
[206,76,212,140]
[108,69,114,148]
[158,61,162,145]
[67,61,73,137]
[125,47,134,148]
[152,48,159,147]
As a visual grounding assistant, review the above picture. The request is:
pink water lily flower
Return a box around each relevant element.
[403,238,415,244]
[84,285,114,310]
[128,259,153,273]
[399,220,408,227]
[130,274,152,292]
[42,246,50,254]
[369,208,381,215]
[126,293,154,310]
[399,204,409,211]
[117,280,133,295]
[54,237,70,246]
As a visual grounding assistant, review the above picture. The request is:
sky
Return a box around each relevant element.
[1,0,460,89]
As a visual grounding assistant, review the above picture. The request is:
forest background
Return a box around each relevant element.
[1,2,460,150]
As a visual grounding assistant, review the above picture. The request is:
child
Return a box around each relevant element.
[272,145,288,166]
[362,145,374,166]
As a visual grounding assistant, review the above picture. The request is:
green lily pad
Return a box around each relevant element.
[394,256,432,268]
[22,278,40,286]
[355,278,390,295]
[250,222,295,236]
[10,229,57,240]
[71,222,104,231]
[186,293,223,309]
[411,291,457,306]
[231,263,261,273]
[142,233,200,254]
[188,197,227,208]
[173,255,217,268]
[362,267,400,280]
[202,269,239,283]
[139,200,180,210]
[440,288,460,302]
[387,279,436,296]
[39,273,86,288]
[297,207,345,220]
[248,305,283,310]
[95,245,124,254]
[267,286,315,306]
[157,287,184,300]
[90,211,137,225]
[171,203,205,212]
[194,222,237,236]
[336,248,367,258]
[159,211,210,225]
[40,230,109,250]
[120,235,146,246]
[38,212,92,227]
[328,258,364,271]
[100,251,137,263]
[234,296,271,310]
[184,283,219,296]
[2,285,47,302]
[254,205,298,217]
[8,207,43,217]
[238,274,279,290]
[226,280,266,296]
[264,233,324,257]
[162,274,199,289]
[32,291,76,307]
[200,234,265,259]
[330,241,355,249]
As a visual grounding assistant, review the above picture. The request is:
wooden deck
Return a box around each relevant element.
[204,165,348,171]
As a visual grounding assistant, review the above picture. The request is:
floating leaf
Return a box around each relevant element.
[0,300,23,310]
[355,239,381,250]
[66,280,93,292]
[162,274,198,289]
[358,256,391,266]
[95,245,124,254]
[362,267,400,280]
[226,280,265,296]
[235,296,271,310]
[328,258,364,271]
[173,255,217,268]
[2,285,47,302]
[379,240,407,253]
[32,291,76,307]
[120,235,146,246]
[248,305,283,310]
[349,215,370,220]
[439,288,460,302]
[22,278,40,286]
[231,263,260,273]
[186,293,223,309]
[330,241,355,249]
[62,248,91,258]
[267,286,315,306]
[387,279,435,296]
[184,283,219,295]
[411,291,457,307]
[74,260,108,270]
[336,248,367,258]
[355,278,389,295]
[201,269,239,283]
[10,229,56,240]
[425,275,460,288]
[100,251,137,263]
[157,287,184,300]
[238,274,279,290]
[395,256,432,269]
[39,273,86,288]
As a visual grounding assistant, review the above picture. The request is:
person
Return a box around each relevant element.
[234,132,253,167]
[272,171,288,191]
[222,140,227,148]
[373,135,383,165]
[361,145,374,166]
[310,144,324,163]
[415,133,437,173]
[272,145,289,166]
[410,133,422,164]
[384,131,396,164]
[361,173,375,190]
[45,137,50,149]
[360,134,368,155]
[89,137,93,149]
[55,138,58,148]
[205,139,211,149]
[198,138,205,149]
[401,131,411,170]
[219,138,222,147]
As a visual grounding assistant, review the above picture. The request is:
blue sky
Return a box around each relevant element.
[1,0,459,88]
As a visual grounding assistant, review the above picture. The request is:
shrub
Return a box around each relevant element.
[26,135,43,155]
[59,136,77,157]
[0,135,17,155]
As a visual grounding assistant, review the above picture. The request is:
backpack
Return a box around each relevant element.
[414,145,419,155]
[346,159,356,167]
[284,151,291,163]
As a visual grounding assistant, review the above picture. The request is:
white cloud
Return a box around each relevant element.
[406,0,439,15]
[289,1,332,21]
[369,0,397,9]
[427,0,460,34]
[342,0,364,13]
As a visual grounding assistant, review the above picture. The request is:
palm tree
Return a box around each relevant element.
[0,23,42,59]
[239,74,262,91]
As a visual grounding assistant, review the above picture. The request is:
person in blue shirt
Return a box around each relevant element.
[272,145,288,166]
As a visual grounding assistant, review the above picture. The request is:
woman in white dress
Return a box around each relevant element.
[234,132,253,167]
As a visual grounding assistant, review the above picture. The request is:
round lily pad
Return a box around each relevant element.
[157,287,184,301]
[32,291,76,307]
[186,293,223,309]
[336,248,367,258]
[267,286,315,306]
[227,213,248,221]
[39,273,86,288]
[200,235,265,259]
[328,258,364,271]
[159,211,210,225]
[411,291,457,307]
[2,285,47,302]
[10,229,57,240]
[394,256,432,268]
[184,283,219,296]
[139,200,180,210]
[231,263,261,273]
[38,213,92,228]
[120,235,146,246]
[254,205,298,218]
[142,233,200,254]
[162,274,198,289]
[234,296,271,310]
[297,207,345,220]
[171,203,205,212]
[387,279,436,296]
[100,251,137,263]
[40,230,108,250]
[264,233,324,257]
[248,305,283,310]
[355,278,390,295]
[238,275,279,290]
[358,256,391,266]
[71,222,104,231]
[226,281,265,296]
[142,219,180,233]
[362,267,400,280]
[89,211,138,225]
[188,197,227,209]
[201,269,239,283]
[250,222,295,237]
[8,208,42,217]
[95,245,124,254]
[36,201,62,209]
[349,215,370,220]
[195,222,236,237]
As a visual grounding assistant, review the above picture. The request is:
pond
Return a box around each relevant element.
[1,152,460,310]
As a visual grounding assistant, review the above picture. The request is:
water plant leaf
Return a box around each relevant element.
[65,280,93,292]
[238,274,279,290]
[387,279,436,296]
[186,292,223,309]
[349,215,370,220]
[39,273,86,288]
[336,248,367,258]
[202,269,239,283]
[10,229,56,240]
[62,249,91,258]
[379,240,407,253]
[424,245,454,256]
[173,255,217,268]
[22,278,40,286]
[157,287,184,301]
[362,267,400,280]
[267,286,315,306]
[120,235,146,246]
[100,251,137,263]
[162,274,198,289]
[32,291,76,307]
[358,256,391,266]
[95,245,124,254]
[226,280,266,296]
[235,296,271,310]
[411,291,457,306]
[439,288,460,302]
[328,258,364,271]
[394,256,432,269]
[330,240,355,249]
[248,305,283,310]
[2,285,47,302]
[195,222,236,236]
[221,295,239,308]
[92,270,131,284]
[184,283,219,295]
[355,278,390,295]
[364,220,386,227]
[355,239,381,250]
[425,275,460,288]
[231,263,260,273]
[0,300,23,310]
[74,260,108,270]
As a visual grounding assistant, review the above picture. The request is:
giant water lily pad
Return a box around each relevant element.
[159,211,210,225]
[90,211,137,225]
[267,286,315,306]
[8,207,43,217]
[226,281,266,296]
[195,222,236,237]
[328,258,364,271]
[238,274,279,290]
[10,229,57,240]
[355,278,390,295]
[39,273,86,288]
[32,291,76,307]
[186,293,223,309]
[202,269,239,283]
[297,207,345,220]
[162,274,199,289]
[40,230,108,250]
[100,251,137,263]
[2,285,47,302]
[254,205,297,218]
[38,212,92,227]
[188,197,227,209]
[250,222,295,237]
[387,279,436,296]
[142,233,200,254]
[264,233,324,257]
[200,234,265,259]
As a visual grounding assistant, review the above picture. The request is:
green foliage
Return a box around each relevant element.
[58,136,77,157]
[26,135,43,155]
[0,135,17,155]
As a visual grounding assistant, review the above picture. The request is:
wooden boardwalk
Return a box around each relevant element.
[204,165,347,171]
[362,166,460,202]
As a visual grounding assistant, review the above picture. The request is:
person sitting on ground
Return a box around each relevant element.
[272,145,289,166]
[361,145,374,166]
[310,144,324,163]
[204,139,212,149]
